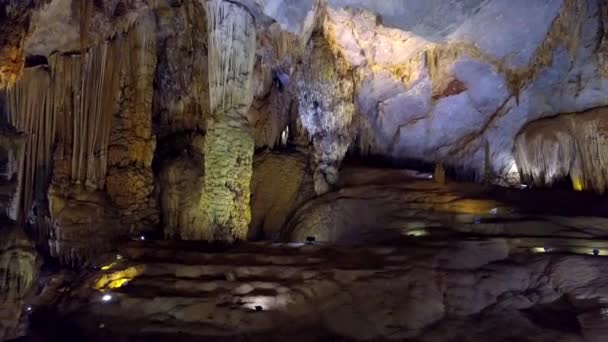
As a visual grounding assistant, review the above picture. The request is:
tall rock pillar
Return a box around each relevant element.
[195,0,256,241]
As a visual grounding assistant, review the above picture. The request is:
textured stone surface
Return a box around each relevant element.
[0,0,48,89]
[29,239,608,341]
[321,0,608,186]
[285,165,608,244]
[296,35,356,194]
[0,223,38,341]
[249,151,315,240]
[154,0,209,134]
[197,0,257,241]
[158,133,205,239]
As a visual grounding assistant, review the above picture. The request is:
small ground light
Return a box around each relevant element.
[140,235,145,241]
[101,294,112,302]
[26,306,32,312]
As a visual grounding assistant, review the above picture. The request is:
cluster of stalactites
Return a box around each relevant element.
[204,0,256,115]
[5,67,54,223]
[514,108,608,193]
[4,16,155,224]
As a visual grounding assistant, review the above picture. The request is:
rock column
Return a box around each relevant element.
[195,0,256,241]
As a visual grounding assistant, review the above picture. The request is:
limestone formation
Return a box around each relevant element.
[249,150,315,240]
[0,223,38,341]
[1,1,608,340]
[5,10,159,264]
[159,133,205,239]
[197,0,257,241]
[296,35,356,194]
[515,107,608,193]
[0,0,49,89]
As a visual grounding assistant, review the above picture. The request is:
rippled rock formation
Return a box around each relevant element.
[28,238,608,341]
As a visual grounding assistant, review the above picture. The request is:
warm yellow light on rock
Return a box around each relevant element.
[572,177,584,191]
[94,266,144,290]
[107,278,129,289]
[101,262,116,271]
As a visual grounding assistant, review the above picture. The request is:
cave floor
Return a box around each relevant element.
[20,176,608,341]
[23,237,608,341]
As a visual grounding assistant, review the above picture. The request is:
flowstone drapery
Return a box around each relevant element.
[5,14,158,264]
[514,108,608,193]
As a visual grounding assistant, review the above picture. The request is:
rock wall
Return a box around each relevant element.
[4,8,160,264]
[0,0,607,266]
[249,150,315,240]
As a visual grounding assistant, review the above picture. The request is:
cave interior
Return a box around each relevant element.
[2,0,608,341]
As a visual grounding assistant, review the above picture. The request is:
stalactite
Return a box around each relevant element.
[296,35,356,194]
[204,0,256,114]
[514,108,608,193]
[72,41,122,189]
[5,39,123,225]
[193,0,256,241]
[80,0,94,52]
[4,17,152,265]
[5,67,53,223]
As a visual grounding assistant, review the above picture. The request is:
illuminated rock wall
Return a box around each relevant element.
[515,107,608,193]
[194,0,257,241]
[5,11,159,264]
[296,35,355,194]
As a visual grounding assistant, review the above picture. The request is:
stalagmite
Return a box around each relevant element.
[193,0,257,241]
[514,108,608,193]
